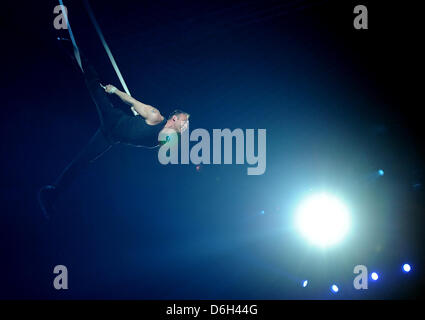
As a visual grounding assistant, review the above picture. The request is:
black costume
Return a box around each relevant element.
[39,59,166,219]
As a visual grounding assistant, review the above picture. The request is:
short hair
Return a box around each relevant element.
[168,109,190,120]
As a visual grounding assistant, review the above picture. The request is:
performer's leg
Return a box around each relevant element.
[39,129,112,219]
[58,38,125,141]
[82,61,125,141]
[54,129,112,194]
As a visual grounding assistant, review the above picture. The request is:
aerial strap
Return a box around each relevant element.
[83,0,138,116]
[58,0,83,72]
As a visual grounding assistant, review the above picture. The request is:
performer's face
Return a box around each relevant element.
[173,114,189,133]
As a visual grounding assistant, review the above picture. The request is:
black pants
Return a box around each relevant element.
[53,64,134,197]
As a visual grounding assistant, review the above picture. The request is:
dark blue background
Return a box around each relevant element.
[1,0,423,299]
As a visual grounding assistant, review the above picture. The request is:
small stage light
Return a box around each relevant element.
[331,284,339,293]
[302,280,308,288]
[378,169,384,176]
[371,272,379,281]
[402,264,411,273]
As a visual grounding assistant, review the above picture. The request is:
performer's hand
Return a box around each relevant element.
[104,84,117,94]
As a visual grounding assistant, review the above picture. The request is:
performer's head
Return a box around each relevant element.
[167,109,190,133]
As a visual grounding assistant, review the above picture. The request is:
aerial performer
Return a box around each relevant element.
[39,2,189,219]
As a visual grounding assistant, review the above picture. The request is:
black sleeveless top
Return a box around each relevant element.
[112,115,167,148]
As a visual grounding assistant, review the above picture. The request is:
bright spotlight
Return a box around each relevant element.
[402,264,411,273]
[331,284,339,293]
[295,193,350,247]
[378,169,384,176]
[302,280,308,288]
[371,272,379,281]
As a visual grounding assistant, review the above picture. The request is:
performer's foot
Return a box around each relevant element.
[56,37,101,88]
[56,37,83,72]
[56,37,95,78]
[38,185,58,220]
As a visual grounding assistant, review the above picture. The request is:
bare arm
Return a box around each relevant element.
[104,85,164,124]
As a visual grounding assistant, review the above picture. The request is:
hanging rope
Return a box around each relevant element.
[58,0,83,72]
[82,0,138,116]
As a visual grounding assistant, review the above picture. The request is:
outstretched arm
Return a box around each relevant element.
[104,85,164,125]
